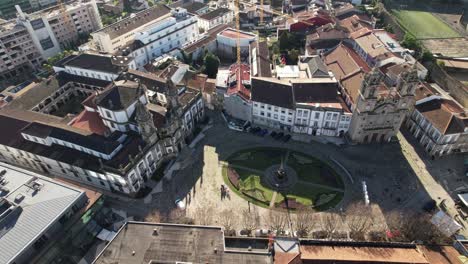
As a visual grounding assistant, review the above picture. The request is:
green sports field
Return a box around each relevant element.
[391,9,461,39]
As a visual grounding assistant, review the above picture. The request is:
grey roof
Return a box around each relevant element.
[0,163,84,264]
[302,56,329,78]
[95,80,141,111]
[93,222,271,264]
[199,8,231,21]
[251,77,294,109]
[170,1,207,14]
[93,4,172,39]
[63,53,127,74]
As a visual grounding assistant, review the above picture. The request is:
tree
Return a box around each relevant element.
[266,211,288,235]
[294,209,315,238]
[203,52,220,78]
[219,209,235,235]
[319,213,341,238]
[279,31,290,51]
[288,49,300,64]
[401,33,421,53]
[384,211,448,243]
[195,207,213,226]
[345,202,374,240]
[241,208,259,236]
[42,50,74,73]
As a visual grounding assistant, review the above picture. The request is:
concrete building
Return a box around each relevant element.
[216,27,256,60]
[0,21,43,80]
[0,162,88,264]
[198,8,234,32]
[0,65,204,196]
[93,222,272,264]
[16,1,102,57]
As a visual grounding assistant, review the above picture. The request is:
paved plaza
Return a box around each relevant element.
[104,112,467,236]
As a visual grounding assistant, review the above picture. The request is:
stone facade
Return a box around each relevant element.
[348,67,418,143]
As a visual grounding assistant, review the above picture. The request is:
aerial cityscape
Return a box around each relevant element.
[0,0,467,263]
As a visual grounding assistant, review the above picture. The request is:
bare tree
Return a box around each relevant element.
[145,210,162,222]
[265,211,288,235]
[384,211,448,243]
[320,213,340,238]
[219,209,235,235]
[194,207,214,226]
[241,208,259,236]
[345,202,374,240]
[294,209,315,238]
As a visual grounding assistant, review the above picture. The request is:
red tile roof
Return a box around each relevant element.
[227,63,251,100]
[70,110,109,136]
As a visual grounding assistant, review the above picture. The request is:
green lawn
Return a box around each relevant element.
[391,9,461,39]
[287,151,344,189]
[228,147,287,171]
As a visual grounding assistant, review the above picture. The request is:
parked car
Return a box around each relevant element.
[255,229,270,237]
[259,129,268,137]
[250,127,260,134]
[275,132,284,140]
[270,131,277,138]
[282,134,291,142]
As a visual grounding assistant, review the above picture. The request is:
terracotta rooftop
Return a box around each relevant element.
[339,14,373,33]
[416,98,467,135]
[219,28,256,39]
[300,242,429,264]
[324,43,371,103]
[419,245,463,264]
[414,82,438,101]
[354,33,394,60]
[70,110,110,136]
[227,63,251,100]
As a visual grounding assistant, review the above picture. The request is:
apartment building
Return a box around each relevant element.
[92,4,175,54]
[116,7,199,70]
[251,77,352,136]
[0,21,43,79]
[197,8,234,32]
[16,1,101,55]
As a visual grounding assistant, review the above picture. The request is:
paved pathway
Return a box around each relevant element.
[297,180,345,192]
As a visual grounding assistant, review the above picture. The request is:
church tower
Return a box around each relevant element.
[135,82,158,145]
[396,64,419,97]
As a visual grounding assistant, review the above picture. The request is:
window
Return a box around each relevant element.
[105,111,112,118]
[260,111,265,116]
[273,114,278,119]
[86,176,92,182]
[325,121,329,127]
[267,106,271,110]
[326,113,332,119]
[313,121,318,127]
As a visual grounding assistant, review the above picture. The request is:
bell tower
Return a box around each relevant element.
[396,64,419,96]
[135,81,158,145]
[360,68,382,99]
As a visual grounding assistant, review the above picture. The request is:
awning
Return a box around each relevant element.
[458,193,468,207]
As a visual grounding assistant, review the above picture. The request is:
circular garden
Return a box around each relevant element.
[222,147,345,211]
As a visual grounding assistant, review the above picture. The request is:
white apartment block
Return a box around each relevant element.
[251,77,352,137]
[119,8,199,70]
[15,1,101,58]
[92,5,179,54]
[198,8,234,32]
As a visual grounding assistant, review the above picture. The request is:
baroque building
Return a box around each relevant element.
[348,66,419,143]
